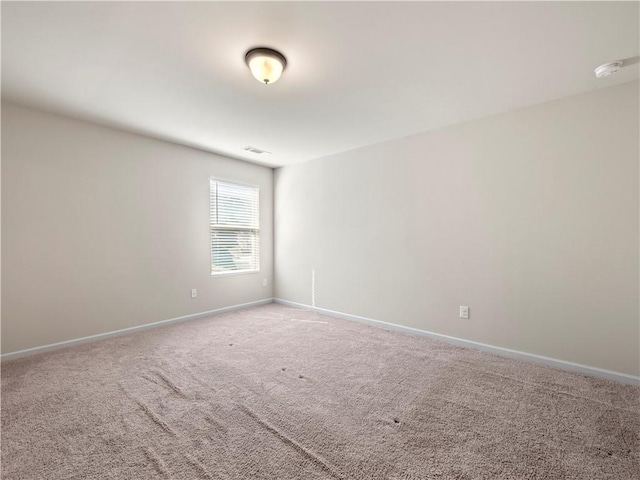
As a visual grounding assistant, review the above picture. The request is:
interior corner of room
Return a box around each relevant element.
[6,80,638,379]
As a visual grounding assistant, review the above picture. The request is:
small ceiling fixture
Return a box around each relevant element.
[242,146,271,155]
[594,61,623,78]
[245,47,287,85]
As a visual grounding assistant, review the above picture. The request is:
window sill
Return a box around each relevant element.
[211,269,260,277]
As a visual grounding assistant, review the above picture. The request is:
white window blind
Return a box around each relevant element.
[210,179,259,275]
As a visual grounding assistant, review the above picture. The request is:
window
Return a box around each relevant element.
[210,179,259,275]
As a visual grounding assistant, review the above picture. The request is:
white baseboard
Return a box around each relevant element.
[1,298,274,362]
[274,298,640,386]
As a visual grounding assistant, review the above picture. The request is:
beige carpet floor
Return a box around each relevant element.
[1,303,639,479]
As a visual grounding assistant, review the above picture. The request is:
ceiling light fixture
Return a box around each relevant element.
[245,47,287,85]
[594,61,623,78]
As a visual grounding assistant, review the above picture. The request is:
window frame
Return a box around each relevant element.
[209,178,260,276]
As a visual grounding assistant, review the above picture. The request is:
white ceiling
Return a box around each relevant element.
[2,2,638,168]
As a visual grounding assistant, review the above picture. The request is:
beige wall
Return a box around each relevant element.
[2,103,273,354]
[275,81,640,376]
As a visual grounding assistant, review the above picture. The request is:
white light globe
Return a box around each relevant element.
[245,48,287,85]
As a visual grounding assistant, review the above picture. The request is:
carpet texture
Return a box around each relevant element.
[1,304,639,479]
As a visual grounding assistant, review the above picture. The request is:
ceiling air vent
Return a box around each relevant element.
[242,146,271,155]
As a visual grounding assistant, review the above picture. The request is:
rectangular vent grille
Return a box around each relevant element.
[242,146,271,155]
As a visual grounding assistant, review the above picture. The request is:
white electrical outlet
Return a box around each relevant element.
[191,288,197,299]
[263,278,268,287]
[459,306,469,319]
